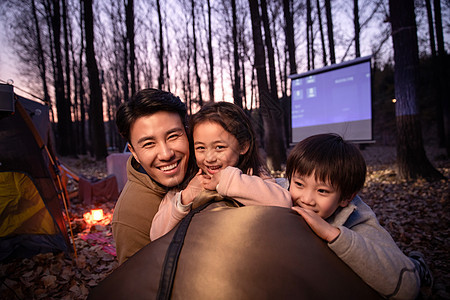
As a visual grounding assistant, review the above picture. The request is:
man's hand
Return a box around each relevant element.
[292,206,340,243]
[200,170,221,191]
[181,169,204,205]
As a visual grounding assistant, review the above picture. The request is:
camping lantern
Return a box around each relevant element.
[91,209,104,221]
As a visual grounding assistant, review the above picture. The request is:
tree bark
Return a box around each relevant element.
[83,0,107,160]
[125,0,136,96]
[31,0,51,104]
[283,0,296,75]
[207,0,214,102]
[389,0,443,180]
[157,0,164,90]
[260,0,278,100]
[191,0,203,107]
[51,0,74,156]
[325,0,335,64]
[232,0,241,107]
[353,0,360,57]
[433,0,450,156]
[316,0,327,66]
[248,0,286,171]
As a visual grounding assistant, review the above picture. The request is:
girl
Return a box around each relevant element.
[150,102,291,240]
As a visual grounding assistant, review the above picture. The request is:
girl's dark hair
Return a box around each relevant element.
[190,102,267,176]
[116,88,187,143]
[286,133,366,201]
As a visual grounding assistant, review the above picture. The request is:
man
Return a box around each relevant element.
[113,88,196,264]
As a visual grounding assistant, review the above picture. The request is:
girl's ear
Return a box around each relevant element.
[239,142,250,155]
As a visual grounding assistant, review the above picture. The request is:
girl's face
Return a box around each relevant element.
[193,121,247,176]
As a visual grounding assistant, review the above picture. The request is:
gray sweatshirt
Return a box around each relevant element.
[327,196,420,299]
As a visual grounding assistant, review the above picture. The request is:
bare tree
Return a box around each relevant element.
[354,0,361,57]
[433,0,450,156]
[389,0,443,180]
[125,0,136,96]
[206,0,214,102]
[232,0,242,107]
[316,0,327,66]
[260,0,278,100]
[83,0,107,160]
[157,0,165,90]
[324,0,336,64]
[31,0,51,104]
[191,0,203,107]
[248,0,286,171]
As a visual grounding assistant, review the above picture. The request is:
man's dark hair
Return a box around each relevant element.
[286,133,366,202]
[116,88,187,143]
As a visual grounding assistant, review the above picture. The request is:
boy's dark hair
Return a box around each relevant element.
[116,88,187,143]
[286,133,366,202]
[189,101,267,176]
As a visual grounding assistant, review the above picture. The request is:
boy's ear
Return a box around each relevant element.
[339,192,356,208]
[239,142,250,155]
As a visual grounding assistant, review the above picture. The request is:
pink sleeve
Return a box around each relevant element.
[216,166,292,208]
[150,190,189,241]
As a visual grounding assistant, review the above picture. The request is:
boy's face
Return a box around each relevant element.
[128,111,190,188]
[290,172,351,219]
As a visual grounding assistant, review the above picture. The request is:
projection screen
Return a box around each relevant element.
[289,55,373,144]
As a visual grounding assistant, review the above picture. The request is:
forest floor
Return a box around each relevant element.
[0,144,448,300]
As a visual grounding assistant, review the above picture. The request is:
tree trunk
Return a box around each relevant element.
[51,0,74,156]
[433,0,450,156]
[325,0,335,64]
[283,0,296,146]
[207,0,214,102]
[389,0,443,180]
[125,0,136,96]
[306,0,314,70]
[31,0,51,104]
[83,0,107,160]
[191,0,203,107]
[248,0,286,171]
[353,0,360,58]
[232,0,241,107]
[260,0,278,100]
[316,0,327,66]
[157,0,164,90]
[79,0,87,155]
[283,0,296,75]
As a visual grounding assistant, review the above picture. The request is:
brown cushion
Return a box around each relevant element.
[89,202,381,299]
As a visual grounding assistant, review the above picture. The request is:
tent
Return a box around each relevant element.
[0,85,72,261]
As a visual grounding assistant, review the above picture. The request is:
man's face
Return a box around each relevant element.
[128,111,189,188]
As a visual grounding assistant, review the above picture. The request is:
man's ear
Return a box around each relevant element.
[128,143,141,164]
[240,142,250,155]
[339,192,356,208]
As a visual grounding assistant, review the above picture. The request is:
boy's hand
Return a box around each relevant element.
[181,169,203,205]
[292,206,340,243]
[200,170,221,191]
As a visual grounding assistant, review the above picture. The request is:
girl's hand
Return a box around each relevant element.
[181,169,204,205]
[292,206,340,243]
[200,170,221,191]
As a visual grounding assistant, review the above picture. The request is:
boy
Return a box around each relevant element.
[287,133,431,299]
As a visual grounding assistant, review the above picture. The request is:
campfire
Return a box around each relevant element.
[83,208,113,229]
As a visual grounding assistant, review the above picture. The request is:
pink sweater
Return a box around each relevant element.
[150,166,292,240]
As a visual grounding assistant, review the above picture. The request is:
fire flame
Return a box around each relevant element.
[91,209,104,221]
[83,208,112,227]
